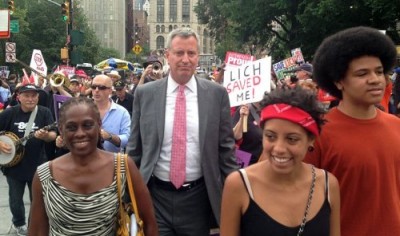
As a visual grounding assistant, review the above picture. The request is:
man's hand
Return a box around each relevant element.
[0,141,12,154]
[239,105,249,117]
[34,129,50,140]
[55,135,65,148]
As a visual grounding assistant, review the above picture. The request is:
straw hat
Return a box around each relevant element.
[106,70,121,79]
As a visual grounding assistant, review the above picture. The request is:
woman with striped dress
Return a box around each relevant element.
[28,97,158,235]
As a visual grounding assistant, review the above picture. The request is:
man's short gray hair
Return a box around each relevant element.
[166,27,200,51]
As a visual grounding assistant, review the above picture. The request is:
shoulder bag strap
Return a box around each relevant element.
[124,154,142,223]
[249,104,260,125]
[116,153,124,217]
[22,105,38,146]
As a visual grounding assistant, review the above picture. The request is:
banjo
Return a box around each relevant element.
[0,122,57,167]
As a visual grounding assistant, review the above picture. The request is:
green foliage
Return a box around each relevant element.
[124,44,151,65]
[195,0,400,62]
[95,47,121,63]
[0,0,110,72]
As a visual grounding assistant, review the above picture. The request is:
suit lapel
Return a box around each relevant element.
[196,78,209,154]
[154,79,168,144]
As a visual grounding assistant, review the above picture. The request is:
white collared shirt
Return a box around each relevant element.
[154,75,201,181]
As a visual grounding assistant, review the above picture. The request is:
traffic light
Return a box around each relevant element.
[8,0,15,14]
[61,47,69,60]
[61,1,70,22]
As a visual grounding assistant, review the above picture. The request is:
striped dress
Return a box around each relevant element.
[37,156,127,236]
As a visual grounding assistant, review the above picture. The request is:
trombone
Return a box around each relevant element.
[15,58,72,94]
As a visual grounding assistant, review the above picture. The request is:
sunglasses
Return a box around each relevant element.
[91,85,111,90]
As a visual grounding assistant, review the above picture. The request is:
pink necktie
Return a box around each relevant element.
[170,85,186,189]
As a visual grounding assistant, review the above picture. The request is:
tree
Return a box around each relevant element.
[1,0,114,73]
[196,0,400,62]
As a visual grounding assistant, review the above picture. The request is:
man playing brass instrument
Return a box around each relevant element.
[138,55,164,85]
[0,84,57,236]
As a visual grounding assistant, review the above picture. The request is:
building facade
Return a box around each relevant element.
[146,0,214,55]
[79,0,127,58]
[132,10,150,48]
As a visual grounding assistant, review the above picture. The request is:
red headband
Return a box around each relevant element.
[260,103,319,137]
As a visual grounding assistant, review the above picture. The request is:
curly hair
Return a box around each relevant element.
[260,86,326,136]
[313,26,397,99]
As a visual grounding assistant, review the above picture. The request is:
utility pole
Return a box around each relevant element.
[46,0,61,7]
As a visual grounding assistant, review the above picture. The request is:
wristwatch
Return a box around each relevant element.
[107,133,113,141]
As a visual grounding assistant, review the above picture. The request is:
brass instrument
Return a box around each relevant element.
[15,58,73,94]
[152,62,162,75]
[49,71,70,88]
[15,58,48,78]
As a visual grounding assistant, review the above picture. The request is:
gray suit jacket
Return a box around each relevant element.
[126,76,238,224]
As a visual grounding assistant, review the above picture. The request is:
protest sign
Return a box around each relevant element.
[224,57,271,107]
[224,51,255,68]
[291,48,305,65]
[272,57,298,81]
[53,94,72,123]
[273,48,305,80]
[235,149,251,168]
[58,65,76,77]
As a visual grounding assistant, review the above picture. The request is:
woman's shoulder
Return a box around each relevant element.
[313,166,340,195]
[37,161,51,181]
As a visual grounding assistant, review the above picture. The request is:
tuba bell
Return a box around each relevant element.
[49,71,70,88]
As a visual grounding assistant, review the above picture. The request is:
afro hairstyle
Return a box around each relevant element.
[312,26,397,99]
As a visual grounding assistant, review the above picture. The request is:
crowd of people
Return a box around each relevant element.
[0,25,399,236]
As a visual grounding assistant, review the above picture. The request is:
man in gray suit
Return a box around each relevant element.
[127,27,238,235]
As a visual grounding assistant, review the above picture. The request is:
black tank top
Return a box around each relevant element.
[239,169,331,236]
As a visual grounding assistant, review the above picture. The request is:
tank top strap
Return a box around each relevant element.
[238,169,254,200]
[324,170,330,202]
[37,161,51,183]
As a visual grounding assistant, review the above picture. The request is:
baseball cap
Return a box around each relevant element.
[70,75,81,84]
[114,80,126,89]
[289,63,313,74]
[143,55,162,68]
[18,84,39,93]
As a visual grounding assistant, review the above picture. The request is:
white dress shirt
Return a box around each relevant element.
[154,76,201,182]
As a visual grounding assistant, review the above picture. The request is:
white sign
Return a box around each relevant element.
[30,49,47,79]
[6,53,16,63]
[224,57,271,107]
[291,48,305,65]
[0,69,10,78]
[0,10,10,38]
[5,42,16,63]
[5,42,15,53]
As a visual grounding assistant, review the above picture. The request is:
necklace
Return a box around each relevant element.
[297,165,316,236]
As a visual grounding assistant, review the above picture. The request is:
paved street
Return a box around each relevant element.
[0,174,30,236]
[0,172,219,235]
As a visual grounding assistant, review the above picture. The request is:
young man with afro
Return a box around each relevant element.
[305,26,400,235]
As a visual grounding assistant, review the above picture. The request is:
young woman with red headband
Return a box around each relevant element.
[220,86,340,236]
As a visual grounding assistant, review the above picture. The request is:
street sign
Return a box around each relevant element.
[5,42,16,63]
[132,44,142,55]
[10,20,19,33]
[0,10,10,39]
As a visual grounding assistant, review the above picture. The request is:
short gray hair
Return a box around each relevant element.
[166,27,200,51]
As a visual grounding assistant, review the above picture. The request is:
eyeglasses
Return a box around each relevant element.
[91,85,111,90]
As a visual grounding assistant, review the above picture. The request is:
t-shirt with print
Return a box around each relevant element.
[0,105,55,181]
